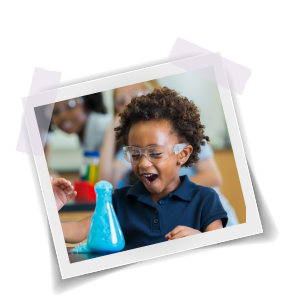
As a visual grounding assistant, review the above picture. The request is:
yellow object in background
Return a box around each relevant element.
[89,164,99,185]
[80,151,100,184]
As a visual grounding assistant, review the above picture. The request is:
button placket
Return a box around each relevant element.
[152,204,162,231]
[152,197,167,232]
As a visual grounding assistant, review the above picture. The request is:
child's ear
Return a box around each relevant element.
[178,145,193,164]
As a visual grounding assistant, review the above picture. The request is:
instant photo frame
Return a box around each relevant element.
[22,53,262,279]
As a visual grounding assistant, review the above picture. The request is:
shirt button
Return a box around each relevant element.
[155,209,158,214]
[154,219,159,224]
[158,200,164,205]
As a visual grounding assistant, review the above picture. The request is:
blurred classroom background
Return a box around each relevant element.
[47,72,246,245]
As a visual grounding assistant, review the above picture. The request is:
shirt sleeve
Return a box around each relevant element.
[179,142,214,177]
[199,141,214,161]
[96,114,113,149]
[83,112,113,151]
[200,188,228,232]
[112,189,118,215]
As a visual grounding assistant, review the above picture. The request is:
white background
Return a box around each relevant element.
[1,1,299,299]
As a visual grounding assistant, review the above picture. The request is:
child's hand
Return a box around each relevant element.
[165,226,201,241]
[51,177,77,211]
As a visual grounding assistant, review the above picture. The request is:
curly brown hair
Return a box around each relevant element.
[115,86,210,167]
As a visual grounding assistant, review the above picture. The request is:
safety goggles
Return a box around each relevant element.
[123,143,188,165]
[52,97,83,117]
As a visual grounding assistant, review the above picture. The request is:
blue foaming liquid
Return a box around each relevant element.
[70,243,93,253]
[86,181,125,254]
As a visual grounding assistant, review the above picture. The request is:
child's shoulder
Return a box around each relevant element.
[112,182,146,211]
[114,185,132,196]
[189,184,223,213]
[113,180,144,200]
[194,185,218,200]
[175,175,219,203]
[193,183,217,195]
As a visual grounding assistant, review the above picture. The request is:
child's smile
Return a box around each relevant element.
[52,99,88,137]
[141,173,158,185]
[128,120,186,203]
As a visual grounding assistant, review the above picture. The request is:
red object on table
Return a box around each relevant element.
[73,180,96,203]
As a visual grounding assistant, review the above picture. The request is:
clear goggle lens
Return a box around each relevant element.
[123,143,188,164]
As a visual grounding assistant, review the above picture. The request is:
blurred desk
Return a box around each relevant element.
[57,171,96,212]
[58,171,80,182]
[59,203,95,212]
[214,148,246,224]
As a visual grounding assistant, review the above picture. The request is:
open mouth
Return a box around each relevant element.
[61,120,75,132]
[141,173,158,185]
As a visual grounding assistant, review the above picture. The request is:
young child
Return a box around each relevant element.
[61,87,228,246]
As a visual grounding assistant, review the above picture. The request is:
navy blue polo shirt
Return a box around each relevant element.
[112,175,228,247]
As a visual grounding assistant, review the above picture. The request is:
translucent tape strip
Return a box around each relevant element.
[16,67,61,156]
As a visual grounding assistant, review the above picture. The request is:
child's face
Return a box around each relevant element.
[51,98,88,134]
[128,120,183,196]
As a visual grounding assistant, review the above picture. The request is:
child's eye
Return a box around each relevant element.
[150,152,162,157]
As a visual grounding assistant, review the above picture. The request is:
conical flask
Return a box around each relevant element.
[87,181,125,253]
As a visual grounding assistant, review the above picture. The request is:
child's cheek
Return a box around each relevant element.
[132,165,140,178]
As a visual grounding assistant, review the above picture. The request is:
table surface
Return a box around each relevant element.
[67,245,142,263]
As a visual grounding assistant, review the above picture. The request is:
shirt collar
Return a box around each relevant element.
[126,175,196,202]
[126,179,148,200]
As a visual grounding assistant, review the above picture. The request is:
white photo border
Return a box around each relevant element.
[22,53,262,279]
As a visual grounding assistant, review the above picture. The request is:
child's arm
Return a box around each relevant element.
[98,116,130,188]
[61,214,92,244]
[189,158,223,188]
[51,177,92,243]
[98,116,119,187]
[165,219,223,240]
[203,219,223,231]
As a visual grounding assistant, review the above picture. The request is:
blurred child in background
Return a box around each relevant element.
[45,92,112,179]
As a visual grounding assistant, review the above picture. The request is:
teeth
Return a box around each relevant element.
[143,174,153,177]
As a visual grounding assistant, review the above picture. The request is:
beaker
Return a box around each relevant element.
[87,181,125,253]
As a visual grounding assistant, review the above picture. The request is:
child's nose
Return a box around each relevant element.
[59,110,69,119]
[138,154,153,168]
